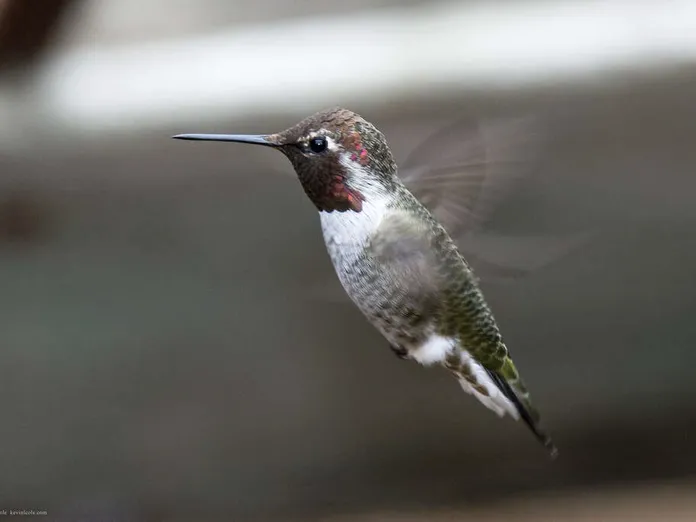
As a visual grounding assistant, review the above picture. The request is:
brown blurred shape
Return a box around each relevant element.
[0,191,49,244]
[0,0,78,70]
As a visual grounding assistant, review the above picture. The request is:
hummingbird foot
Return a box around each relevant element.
[389,344,409,360]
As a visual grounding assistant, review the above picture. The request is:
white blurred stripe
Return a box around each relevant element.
[22,0,696,133]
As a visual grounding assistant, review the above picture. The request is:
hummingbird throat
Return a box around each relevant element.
[321,173,364,212]
[301,155,367,213]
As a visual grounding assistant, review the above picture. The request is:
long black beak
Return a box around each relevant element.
[171,133,275,146]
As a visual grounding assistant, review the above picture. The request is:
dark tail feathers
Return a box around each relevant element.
[486,369,558,458]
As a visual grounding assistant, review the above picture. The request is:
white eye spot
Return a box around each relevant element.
[325,136,339,152]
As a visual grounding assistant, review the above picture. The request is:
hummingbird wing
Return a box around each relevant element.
[399,115,590,282]
[457,231,593,280]
[400,115,539,235]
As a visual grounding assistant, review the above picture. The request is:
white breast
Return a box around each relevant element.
[319,193,390,264]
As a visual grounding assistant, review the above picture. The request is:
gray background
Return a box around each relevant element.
[1,1,695,520]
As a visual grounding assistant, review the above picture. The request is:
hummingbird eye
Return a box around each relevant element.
[309,136,328,153]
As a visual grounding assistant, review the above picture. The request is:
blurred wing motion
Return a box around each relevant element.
[400,115,540,237]
[400,115,591,282]
[456,231,593,281]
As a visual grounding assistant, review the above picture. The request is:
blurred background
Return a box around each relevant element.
[2,0,696,520]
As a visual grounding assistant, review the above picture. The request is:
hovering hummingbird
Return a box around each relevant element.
[173,107,559,457]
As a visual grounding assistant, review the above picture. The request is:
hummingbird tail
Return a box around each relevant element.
[446,348,557,458]
[486,367,558,459]
[449,350,520,419]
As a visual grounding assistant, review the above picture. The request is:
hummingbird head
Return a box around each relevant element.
[173,107,397,213]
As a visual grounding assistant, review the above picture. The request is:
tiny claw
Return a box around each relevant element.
[390,345,409,359]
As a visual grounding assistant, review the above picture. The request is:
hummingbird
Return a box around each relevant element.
[173,107,558,457]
